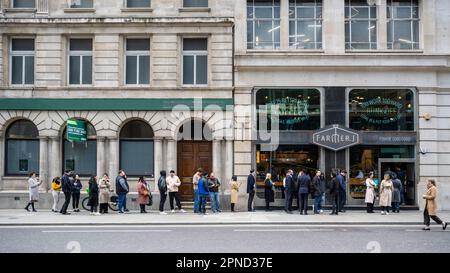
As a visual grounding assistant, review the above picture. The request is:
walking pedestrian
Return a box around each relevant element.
[379,173,393,215]
[298,170,311,215]
[166,170,186,213]
[51,176,61,213]
[230,175,241,212]
[284,170,294,214]
[60,169,72,215]
[71,174,82,212]
[137,176,150,213]
[391,173,402,213]
[329,172,340,215]
[98,173,111,214]
[115,170,130,214]
[192,168,202,213]
[208,172,221,213]
[365,172,376,213]
[158,170,168,215]
[422,179,447,231]
[264,173,274,211]
[311,170,325,214]
[25,172,42,212]
[88,175,99,215]
[247,169,256,212]
[198,172,209,214]
[337,169,347,212]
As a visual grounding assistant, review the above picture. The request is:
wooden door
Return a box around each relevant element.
[177,141,212,201]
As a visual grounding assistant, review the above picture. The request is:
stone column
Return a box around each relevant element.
[108,137,119,186]
[49,136,61,180]
[223,140,234,194]
[323,0,345,54]
[0,133,4,190]
[36,0,49,17]
[38,136,49,191]
[166,138,177,173]
[280,0,290,50]
[96,137,106,178]
[377,0,387,50]
[153,137,163,189]
[212,139,222,184]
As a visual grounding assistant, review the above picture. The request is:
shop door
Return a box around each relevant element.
[177,141,212,201]
[379,159,416,206]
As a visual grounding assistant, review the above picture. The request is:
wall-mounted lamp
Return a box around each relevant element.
[422,113,432,121]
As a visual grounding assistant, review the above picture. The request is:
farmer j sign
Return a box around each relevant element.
[312,125,360,151]
[66,119,87,142]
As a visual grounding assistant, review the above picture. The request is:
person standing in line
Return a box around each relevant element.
[247,169,256,212]
[422,179,447,231]
[60,169,72,215]
[208,172,221,213]
[51,176,62,213]
[166,170,186,213]
[298,170,311,215]
[365,172,376,213]
[71,174,82,212]
[98,173,111,214]
[264,173,274,211]
[25,172,42,212]
[337,169,347,212]
[88,175,99,215]
[311,170,325,214]
[192,168,202,213]
[115,170,129,214]
[379,173,393,215]
[137,176,150,213]
[230,175,242,212]
[158,170,168,215]
[391,173,402,213]
[284,170,294,214]
[198,172,210,214]
[329,172,340,215]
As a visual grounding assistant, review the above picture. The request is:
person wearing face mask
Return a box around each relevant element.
[166,170,186,213]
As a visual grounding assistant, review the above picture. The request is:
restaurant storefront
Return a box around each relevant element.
[254,87,418,207]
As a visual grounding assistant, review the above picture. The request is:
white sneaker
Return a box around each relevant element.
[180,209,186,213]
[171,209,175,213]
[95,212,101,215]
[381,211,386,215]
[386,212,390,215]
[160,212,167,215]
[319,210,324,213]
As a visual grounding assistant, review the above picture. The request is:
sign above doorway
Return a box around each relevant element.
[312,125,360,151]
[66,119,87,142]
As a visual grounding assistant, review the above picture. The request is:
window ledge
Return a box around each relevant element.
[179,7,211,12]
[64,8,96,13]
[3,8,37,13]
[247,49,325,54]
[346,50,424,54]
[121,8,153,12]
[181,85,210,89]
[8,85,35,89]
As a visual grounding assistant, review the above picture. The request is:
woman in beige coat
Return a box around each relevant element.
[379,173,393,215]
[422,179,447,230]
[230,175,242,212]
[98,173,111,214]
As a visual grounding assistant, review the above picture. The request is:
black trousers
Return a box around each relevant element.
[331,195,340,214]
[381,206,390,213]
[366,202,374,213]
[424,206,443,226]
[159,193,167,212]
[284,190,293,211]
[265,200,271,210]
[248,191,255,211]
[60,192,71,213]
[169,192,182,210]
[72,193,80,209]
[292,190,299,210]
[299,193,308,213]
[99,203,108,213]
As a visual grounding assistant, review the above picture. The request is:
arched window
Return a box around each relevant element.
[120,120,154,177]
[63,121,97,176]
[5,120,39,176]
[177,119,212,141]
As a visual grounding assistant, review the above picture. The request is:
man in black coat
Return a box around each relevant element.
[329,171,340,215]
[284,169,294,214]
[60,170,72,215]
[298,170,311,215]
[247,170,256,212]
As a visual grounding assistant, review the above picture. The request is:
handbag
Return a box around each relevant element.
[143,190,149,196]
[147,193,153,206]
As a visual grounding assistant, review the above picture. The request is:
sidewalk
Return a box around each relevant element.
[2,209,450,226]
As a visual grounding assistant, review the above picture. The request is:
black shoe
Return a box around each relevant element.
[32,209,37,212]
[124,209,130,212]
[304,212,308,215]
[141,211,147,213]
[62,212,71,215]
[443,222,448,230]
[300,212,303,215]
[24,207,30,212]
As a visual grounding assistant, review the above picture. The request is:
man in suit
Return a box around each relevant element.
[337,169,347,212]
[60,169,72,215]
[298,170,311,215]
[247,169,256,212]
[284,169,294,214]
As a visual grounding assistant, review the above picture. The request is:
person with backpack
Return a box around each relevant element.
[88,175,99,215]
[51,176,61,212]
[208,172,221,213]
[158,170,168,215]
[198,172,210,214]
[329,171,340,215]
[298,170,311,215]
[71,174,82,212]
[60,169,72,215]
[115,170,130,214]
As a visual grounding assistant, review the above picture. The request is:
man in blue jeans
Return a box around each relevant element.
[208,172,221,213]
[192,168,202,213]
[311,170,325,214]
[115,170,129,213]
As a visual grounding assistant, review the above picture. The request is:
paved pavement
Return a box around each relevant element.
[1,209,450,225]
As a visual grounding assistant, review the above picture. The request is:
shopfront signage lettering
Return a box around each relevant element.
[66,119,87,142]
[312,125,360,151]
[267,97,310,125]
[359,98,404,125]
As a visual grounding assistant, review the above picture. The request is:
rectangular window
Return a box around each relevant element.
[64,141,97,176]
[345,0,377,50]
[126,0,151,8]
[12,0,35,8]
[182,38,208,85]
[70,0,93,8]
[10,38,35,85]
[6,140,39,175]
[120,141,154,176]
[247,0,281,49]
[289,0,322,49]
[387,0,419,50]
[183,0,208,8]
[125,38,150,85]
[69,39,93,85]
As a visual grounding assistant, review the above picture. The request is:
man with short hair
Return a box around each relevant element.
[311,170,325,214]
[166,170,186,213]
[298,170,311,215]
[247,169,256,212]
[337,169,347,213]
[115,170,129,214]
[284,169,294,214]
[208,172,221,213]
[60,169,72,215]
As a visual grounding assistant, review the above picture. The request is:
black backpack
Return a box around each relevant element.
[158,176,167,192]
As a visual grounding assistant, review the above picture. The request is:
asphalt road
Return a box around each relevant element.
[0,224,449,253]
